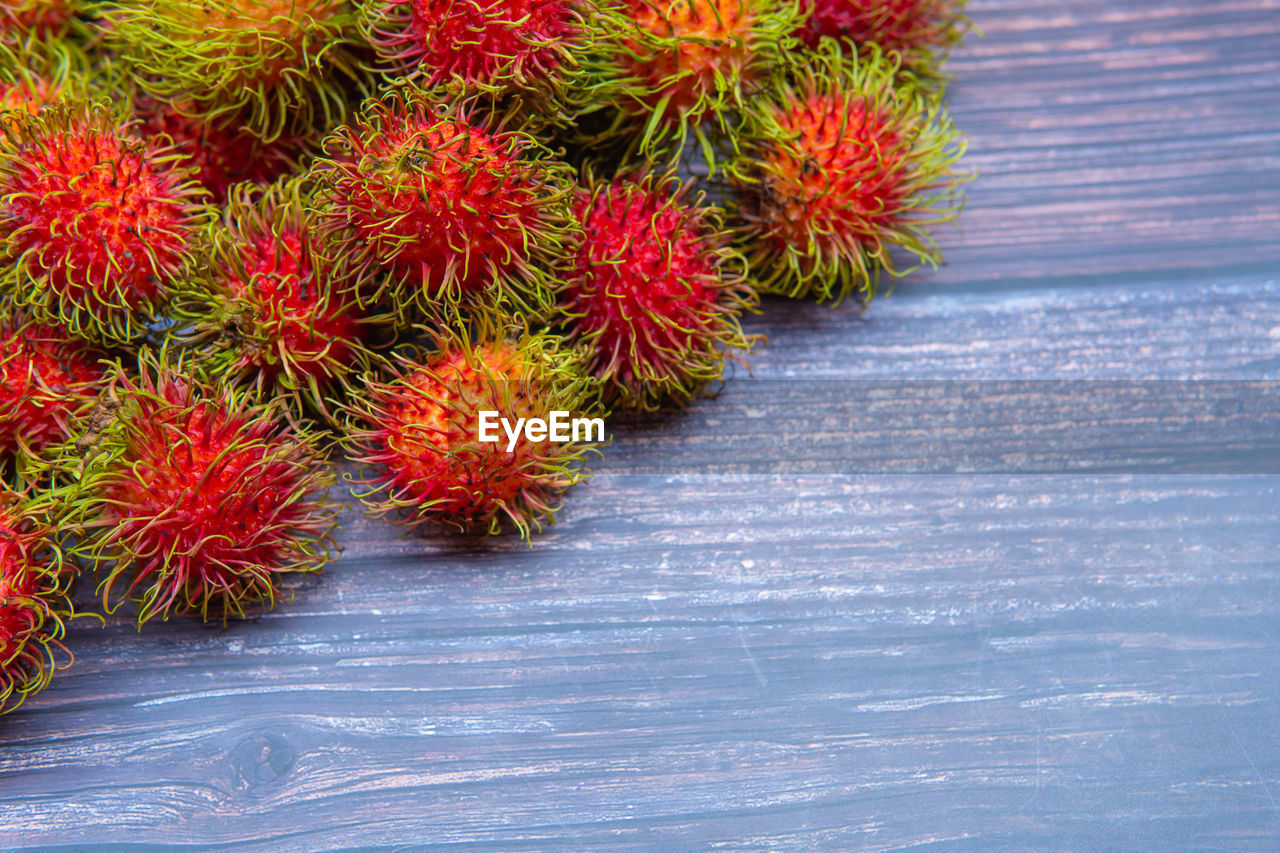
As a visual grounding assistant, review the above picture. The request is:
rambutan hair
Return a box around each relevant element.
[0,488,72,714]
[557,168,756,409]
[796,0,970,74]
[313,84,575,316]
[342,313,602,537]
[95,0,363,142]
[0,314,105,468]
[0,38,92,117]
[172,176,386,420]
[0,99,208,344]
[59,350,339,625]
[359,0,595,117]
[134,97,299,203]
[0,0,83,43]
[725,41,967,302]
[579,0,802,165]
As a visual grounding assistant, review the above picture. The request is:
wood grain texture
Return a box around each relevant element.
[3,0,1279,849]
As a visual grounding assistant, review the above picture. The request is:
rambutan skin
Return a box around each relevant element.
[0,0,82,43]
[0,315,105,465]
[58,353,339,625]
[797,0,969,72]
[0,100,208,344]
[95,0,362,142]
[343,322,601,537]
[0,489,72,714]
[0,39,92,117]
[557,169,756,410]
[580,0,802,161]
[136,98,298,203]
[725,42,967,303]
[314,85,575,315]
[360,0,592,110]
[172,177,381,419]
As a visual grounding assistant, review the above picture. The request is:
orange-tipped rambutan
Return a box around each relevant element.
[0,489,71,714]
[97,0,362,142]
[725,42,967,302]
[59,351,339,625]
[314,85,574,315]
[136,98,297,203]
[359,0,593,115]
[0,100,207,344]
[0,315,105,467]
[343,317,601,537]
[172,177,385,420]
[581,0,801,163]
[797,0,969,74]
[557,169,755,409]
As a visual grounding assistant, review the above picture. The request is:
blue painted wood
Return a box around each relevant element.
[2,0,1279,849]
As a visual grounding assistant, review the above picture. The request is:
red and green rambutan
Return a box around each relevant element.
[0,100,208,344]
[0,314,105,469]
[0,0,82,43]
[796,0,969,75]
[724,41,967,303]
[57,350,339,625]
[580,0,802,164]
[313,84,575,315]
[0,38,92,117]
[96,0,362,142]
[359,0,596,119]
[172,176,386,420]
[135,97,298,203]
[556,168,756,410]
[343,316,601,537]
[0,488,71,714]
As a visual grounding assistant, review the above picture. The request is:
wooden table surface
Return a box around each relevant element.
[4,1,1280,849]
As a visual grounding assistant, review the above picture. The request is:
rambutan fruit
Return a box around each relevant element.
[0,38,91,117]
[557,168,756,410]
[96,0,362,142]
[581,0,802,163]
[0,314,105,467]
[58,351,339,625]
[359,0,595,118]
[796,0,969,74]
[135,98,298,203]
[314,85,574,315]
[0,0,82,43]
[0,99,207,344]
[0,488,71,714]
[725,42,967,303]
[172,177,384,420]
[343,318,601,537]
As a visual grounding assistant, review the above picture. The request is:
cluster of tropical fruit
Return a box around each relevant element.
[0,0,970,712]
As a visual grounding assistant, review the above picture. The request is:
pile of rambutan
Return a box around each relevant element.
[0,0,971,712]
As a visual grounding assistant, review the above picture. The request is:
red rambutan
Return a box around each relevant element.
[136,98,297,203]
[173,177,383,419]
[315,85,574,314]
[61,351,339,624]
[0,100,207,344]
[343,319,600,536]
[0,489,71,714]
[725,42,967,302]
[582,0,801,162]
[796,0,969,73]
[557,169,756,409]
[98,0,361,141]
[360,0,592,113]
[0,315,104,466]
